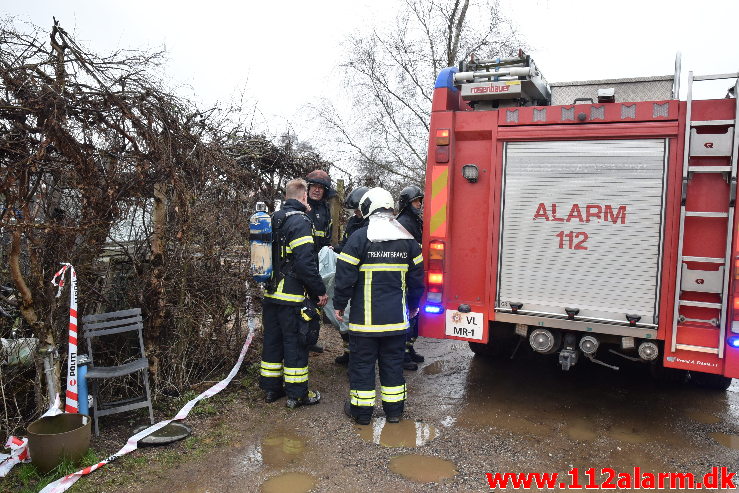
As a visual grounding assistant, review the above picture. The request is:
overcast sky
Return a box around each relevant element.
[4,0,739,139]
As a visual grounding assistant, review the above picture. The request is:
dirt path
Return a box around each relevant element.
[65,326,739,492]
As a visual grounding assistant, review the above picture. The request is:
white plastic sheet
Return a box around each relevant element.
[318,247,349,333]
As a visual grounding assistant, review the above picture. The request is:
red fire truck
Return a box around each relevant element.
[418,52,739,389]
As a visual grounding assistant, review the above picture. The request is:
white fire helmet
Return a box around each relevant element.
[358,187,394,218]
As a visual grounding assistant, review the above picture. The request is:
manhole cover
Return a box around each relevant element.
[133,422,192,446]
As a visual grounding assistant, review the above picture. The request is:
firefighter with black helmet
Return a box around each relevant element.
[305,169,334,250]
[302,169,335,354]
[259,178,328,408]
[334,187,425,425]
[396,185,425,370]
[333,185,370,365]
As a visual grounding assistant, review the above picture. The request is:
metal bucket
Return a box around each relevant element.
[27,413,91,474]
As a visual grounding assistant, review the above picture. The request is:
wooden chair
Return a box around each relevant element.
[81,308,154,435]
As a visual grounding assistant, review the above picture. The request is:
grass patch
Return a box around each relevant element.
[7,448,102,493]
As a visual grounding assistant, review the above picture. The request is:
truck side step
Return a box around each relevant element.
[675,344,719,354]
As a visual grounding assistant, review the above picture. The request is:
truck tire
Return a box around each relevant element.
[468,341,497,357]
[468,322,518,358]
[650,361,688,384]
[690,372,733,391]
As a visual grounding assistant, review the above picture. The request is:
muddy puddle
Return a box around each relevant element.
[422,360,446,375]
[566,418,598,441]
[389,454,457,483]
[710,432,739,449]
[684,409,721,424]
[357,418,439,447]
[600,449,668,473]
[261,472,316,493]
[242,428,306,470]
[458,399,552,436]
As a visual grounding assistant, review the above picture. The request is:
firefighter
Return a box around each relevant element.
[259,178,328,408]
[334,187,425,425]
[305,169,334,250]
[396,185,425,370]
[333,185,369,365]
[304,169,335,354]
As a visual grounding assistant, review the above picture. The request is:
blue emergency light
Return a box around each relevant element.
[728,336,739,349]
[424,305,443,314]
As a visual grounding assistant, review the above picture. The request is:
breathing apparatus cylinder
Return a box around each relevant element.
[249,202,273,283]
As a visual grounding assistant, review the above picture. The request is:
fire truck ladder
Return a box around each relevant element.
[672,72,739,358]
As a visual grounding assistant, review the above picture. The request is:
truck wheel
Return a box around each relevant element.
[690,372,733,391]
[468,341,497,357]
[650,361,688,384]
[468,322,518,358]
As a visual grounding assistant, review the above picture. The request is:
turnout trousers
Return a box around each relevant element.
[348,334,407,420]
[259,301,309,399]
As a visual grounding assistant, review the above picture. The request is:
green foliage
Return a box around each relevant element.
[8,448,102,493]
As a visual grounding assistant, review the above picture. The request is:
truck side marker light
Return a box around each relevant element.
[461,164,479,183]
[510,302,523,313]
[728,336,739,348]
[626,314,641,326]
[435,129,450,146]
[565,307,580,320]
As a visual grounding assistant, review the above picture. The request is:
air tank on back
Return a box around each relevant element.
[249,202,272,283]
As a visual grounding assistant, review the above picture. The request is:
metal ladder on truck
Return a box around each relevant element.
[672,72,739,358]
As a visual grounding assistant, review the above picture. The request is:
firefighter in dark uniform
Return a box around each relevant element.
[334,188,425,425]
[304,169,334,354]
[260,178,328,408]
[333,186,369,365]
[334,186,369,254]
[305,170,334,250]
[395,185,425,370]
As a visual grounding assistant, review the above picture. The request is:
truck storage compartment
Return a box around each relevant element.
[496,139,668,327]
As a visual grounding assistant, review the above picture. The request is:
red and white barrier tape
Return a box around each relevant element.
[38,318,256,493]
[0,395,62,477]
[51,263,79,413]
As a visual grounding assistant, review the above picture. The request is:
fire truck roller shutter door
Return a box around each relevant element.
[497,139,668,326]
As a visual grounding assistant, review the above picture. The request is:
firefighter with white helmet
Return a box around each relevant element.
[334,187,425,425]
[396,185,425,370]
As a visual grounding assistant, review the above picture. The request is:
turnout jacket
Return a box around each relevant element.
[306,198,333,249]
[396,208,423,244]
[264,199,326,305]
[334,215,367,254]
[334,226,424,336]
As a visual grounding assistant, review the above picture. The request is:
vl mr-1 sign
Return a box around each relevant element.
[445,310,484,340]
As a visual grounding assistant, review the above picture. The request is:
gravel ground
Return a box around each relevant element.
[53,325,739,492]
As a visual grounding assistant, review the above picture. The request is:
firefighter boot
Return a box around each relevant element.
[403,342,418,371]
[286,390,321,409]
[264,389,286,403]
[344,400,371,425]
[408,344,424,363]
[335,333,350,365]
[309,344,324,353]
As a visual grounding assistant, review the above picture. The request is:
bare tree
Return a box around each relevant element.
[0,18,334,436]
[316,0,524,186]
